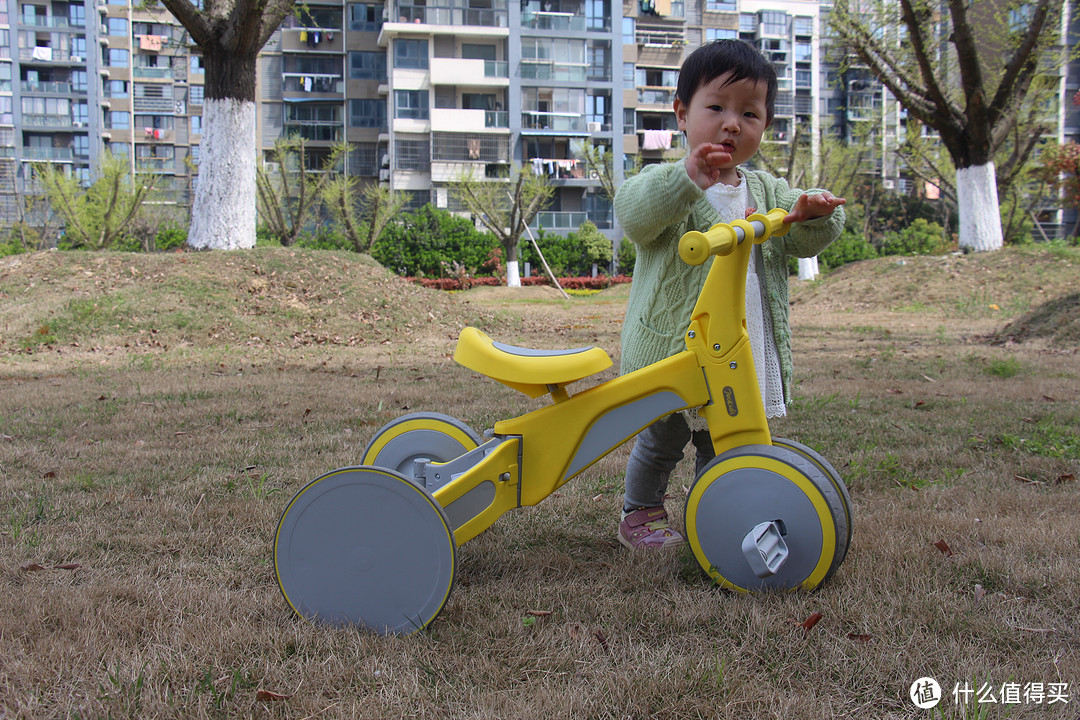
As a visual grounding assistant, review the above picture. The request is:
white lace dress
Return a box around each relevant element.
[682,174,786,430]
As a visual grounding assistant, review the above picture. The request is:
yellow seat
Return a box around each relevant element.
[453,326,612,399]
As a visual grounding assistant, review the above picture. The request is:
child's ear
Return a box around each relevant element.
[674,98,688,131]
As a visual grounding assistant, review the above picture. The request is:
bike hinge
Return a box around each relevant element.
[547,384,570,403]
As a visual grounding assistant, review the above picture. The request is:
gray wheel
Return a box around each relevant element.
[362,412,482,477]
[685,444,848,593]
[772,437,852,575]
[274,465,456,634]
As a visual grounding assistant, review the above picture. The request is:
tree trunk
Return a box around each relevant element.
[505,242,521,287]
[956,162,1003,252]
[187,51,258,250]
[797,256,819,281]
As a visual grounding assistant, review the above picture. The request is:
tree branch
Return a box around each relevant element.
[158,0,215,48]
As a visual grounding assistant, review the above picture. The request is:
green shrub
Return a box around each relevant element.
[297,227,352,251]
[154,223,188,251]
[616,238,636,276]
[880,218,950,256]
[520,222,614,277]
[372,204,498,277]
[820,228,878,269]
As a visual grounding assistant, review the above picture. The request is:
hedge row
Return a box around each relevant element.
[409,275,633,291]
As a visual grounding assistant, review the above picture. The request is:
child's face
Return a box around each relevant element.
[674,72,770,183]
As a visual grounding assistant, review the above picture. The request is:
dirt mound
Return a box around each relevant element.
[990,292,1080,347]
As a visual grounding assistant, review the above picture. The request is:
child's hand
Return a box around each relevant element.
[784,192,846,224]
[684,143,733,190]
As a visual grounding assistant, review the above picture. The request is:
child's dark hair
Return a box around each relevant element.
[676,40,778,123]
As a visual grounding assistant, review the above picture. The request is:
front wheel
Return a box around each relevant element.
[684,444,849,593]
[274,465,457,634]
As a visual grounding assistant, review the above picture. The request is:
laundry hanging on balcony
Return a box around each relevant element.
[642,129,673,150]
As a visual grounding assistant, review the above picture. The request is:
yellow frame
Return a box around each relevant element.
[427,209,792,546]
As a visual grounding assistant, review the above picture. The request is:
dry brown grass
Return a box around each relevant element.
[1,246,1078,719]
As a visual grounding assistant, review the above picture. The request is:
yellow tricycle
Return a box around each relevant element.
[273,208,853,635]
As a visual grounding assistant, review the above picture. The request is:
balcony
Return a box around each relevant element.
[637,88,676,106]
[520,11,586,31]
[283,122,343,142]
[21,146,74,161]
[521,111,586,134]
[19,14,85,28]
[133,67,173,79]
[528,156,588,184]
[389,5,507,27]
[21,80,80,94]
[635,27,685,47]
[22,114,76,128]
[19,47,85,63]
[134,96,176,113]
[135,157,175,172]
[529,211,590,231]
[519,60,586,82]
[283,75,344,94]
[429,58,509,87]
[430,108,508,133]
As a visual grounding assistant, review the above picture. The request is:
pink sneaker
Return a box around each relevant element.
[618,507,685,550]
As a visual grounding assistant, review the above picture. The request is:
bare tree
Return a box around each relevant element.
[450,165,554,287]
[829,0,1063,251]
[255,136,339,246]
[322,176,404,253]
[38,152,158,249]
[159,0,295,250]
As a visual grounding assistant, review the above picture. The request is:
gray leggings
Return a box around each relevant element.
[623,413,716,510]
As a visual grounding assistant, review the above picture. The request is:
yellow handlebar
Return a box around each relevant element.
[678,208,791,266]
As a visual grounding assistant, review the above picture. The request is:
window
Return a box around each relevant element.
[190,115,202,134]
[189,85,204,105]
[587,42,609,81]
[107,48,129,67]
[586,92,608,126]
[348,2,383,31]
[68,3,85,25]
[73,102,88,124]
[349,51,386,80]
[622,17,634,45]
[106,17,128,35]
[705,0,736,10]
[394,135,429,170]
[760,11,788,36]
[793,16,813,36]
[462,44,496,61]
[393,39,428,69]
[706,28,737,41]
[394,90,428,120]
[349,98,386,128]
[73,135,90,158]
[106,80,128,98]
[107,111,130,130]
[794,41,812,62]
[190,145,200,165]
[109,142,129,156]
[190,55,204,74]
[739,13,756,33]
[71,70,88,92]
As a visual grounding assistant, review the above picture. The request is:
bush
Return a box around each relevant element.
[819,228,878,269]
[372,204,498,277]
[616,239,636,276]
[879,218,950,256]
[520,222,614,277]
[297,226,352,251]
[154,223,188,251]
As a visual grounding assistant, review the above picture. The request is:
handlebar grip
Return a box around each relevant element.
[677,208,792,266]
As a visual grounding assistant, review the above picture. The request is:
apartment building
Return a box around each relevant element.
[0,0,202,224]
[3,0,1076,239]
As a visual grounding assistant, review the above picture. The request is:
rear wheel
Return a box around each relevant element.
[362,412,483,477]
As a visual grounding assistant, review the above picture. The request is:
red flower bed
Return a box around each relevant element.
[409,275,633,291]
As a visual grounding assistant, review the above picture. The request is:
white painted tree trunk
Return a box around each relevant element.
[797,256,819,281]
[506,259,521,287]
[187,98,257,250]
[956,162,1003,252]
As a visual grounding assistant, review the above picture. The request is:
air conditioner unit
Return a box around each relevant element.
[73,121,84,127]
[382,8,390,20]
[587,121,602,133]
[379,168,390,181]
[71,56,82,62]
[883,179,895,190]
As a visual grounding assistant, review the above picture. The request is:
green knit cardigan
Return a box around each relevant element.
[616,161,845,404]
